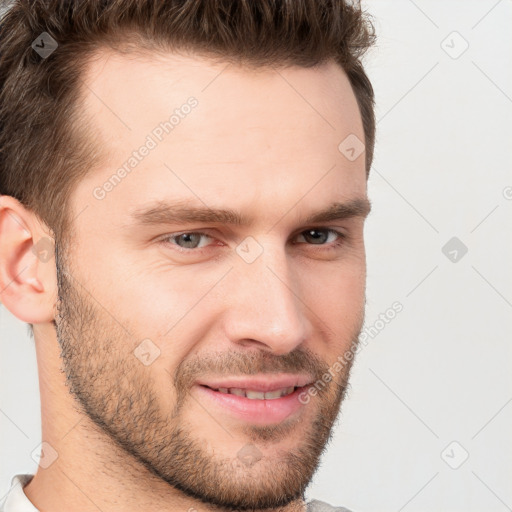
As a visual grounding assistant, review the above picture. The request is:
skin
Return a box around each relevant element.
[0,48,370,512]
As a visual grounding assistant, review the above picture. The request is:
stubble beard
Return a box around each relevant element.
[54,242,362,511]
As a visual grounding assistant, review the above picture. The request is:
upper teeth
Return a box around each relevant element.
[216,387,295,399]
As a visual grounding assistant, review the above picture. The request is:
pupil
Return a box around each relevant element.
[306,230,326,244]
[179,233,199,248]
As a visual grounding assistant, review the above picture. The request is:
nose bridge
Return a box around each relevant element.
[224,241,310,353]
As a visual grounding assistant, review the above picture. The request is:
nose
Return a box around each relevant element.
[221,243,312,355]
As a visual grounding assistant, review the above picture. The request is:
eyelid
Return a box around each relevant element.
[293,228,346,246]
[158,231,216,252]
[158,227,347,253]
[293,226,347,238]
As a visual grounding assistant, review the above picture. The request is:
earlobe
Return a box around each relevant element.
[0,195,57,324]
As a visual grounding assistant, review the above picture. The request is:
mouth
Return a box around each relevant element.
[193,374,314,424]
[201,385,299,400]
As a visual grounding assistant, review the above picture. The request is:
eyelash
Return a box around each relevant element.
[158,228,347,254]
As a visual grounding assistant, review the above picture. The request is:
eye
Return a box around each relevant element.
[295,228,345,247]
[158,228,346,254]
[163,232,213,250]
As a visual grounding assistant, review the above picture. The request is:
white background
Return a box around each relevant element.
[1,1,511,511]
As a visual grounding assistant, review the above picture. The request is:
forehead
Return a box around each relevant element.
[74,48,366,228]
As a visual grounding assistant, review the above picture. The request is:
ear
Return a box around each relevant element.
[0,195,57,323]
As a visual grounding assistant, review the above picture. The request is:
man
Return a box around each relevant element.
[0,1,375,511]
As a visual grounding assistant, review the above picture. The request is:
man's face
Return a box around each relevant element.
[55,50,369,510]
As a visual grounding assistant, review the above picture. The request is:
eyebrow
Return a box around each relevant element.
[129,197,372,228]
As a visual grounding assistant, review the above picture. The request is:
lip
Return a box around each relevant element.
[195,373,314,392]
[193,373,314,425]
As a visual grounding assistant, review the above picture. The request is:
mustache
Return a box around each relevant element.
[173,347,331,393]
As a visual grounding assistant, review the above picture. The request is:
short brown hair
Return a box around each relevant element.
[0,0,375,241]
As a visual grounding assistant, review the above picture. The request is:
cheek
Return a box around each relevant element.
[301,260,366,337]
[97,253,222,332]
[108,266,225,371]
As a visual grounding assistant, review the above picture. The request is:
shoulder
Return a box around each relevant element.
[1,474,38,512]
[306,498,355,512]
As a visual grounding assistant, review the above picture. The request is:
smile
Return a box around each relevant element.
[204,386,297,400]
